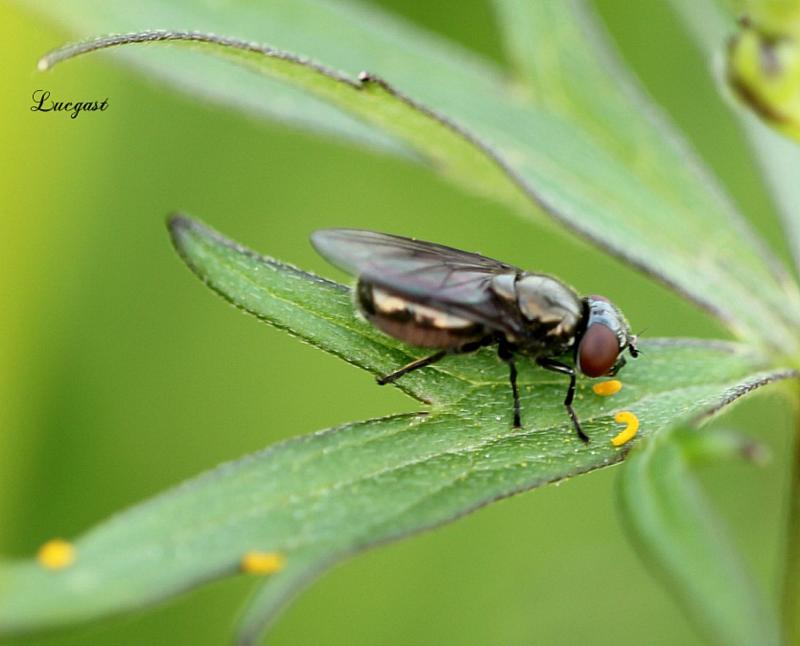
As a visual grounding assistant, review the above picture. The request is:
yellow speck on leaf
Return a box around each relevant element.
[592,380,622,397]
[241,551,285,575]
[37,539,76,570]
[611,411,639,447]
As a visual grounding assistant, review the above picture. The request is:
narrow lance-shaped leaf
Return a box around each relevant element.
[0,215,795,644]
[19,0,409,152]
[493,0,732,186]
[489,0,800,347]
[618,423,781,646]
[37,32,526,211]
[14,0,513,154]
[29,2,800,353]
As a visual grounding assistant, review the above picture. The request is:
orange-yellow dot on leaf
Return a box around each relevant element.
[592,380,622,396]
[611,411,639,447]
[37,539,76,570]
[240,551,285,575]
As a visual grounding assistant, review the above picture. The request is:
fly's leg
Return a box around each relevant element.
[497,341,521,429]
[376,338,492,386]
[376,350,447,385]
[536,357,589,443]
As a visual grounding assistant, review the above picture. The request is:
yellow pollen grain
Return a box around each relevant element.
[611,411,639,447]
[37,539,76,570]
[592,380,622,396]
[240,551,285,575]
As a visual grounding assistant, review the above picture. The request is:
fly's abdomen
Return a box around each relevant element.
[357,281,486,348]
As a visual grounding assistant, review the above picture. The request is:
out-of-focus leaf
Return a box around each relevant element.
[20,0,412,153]
[669,0,800,275]
[0,215,794,644]
[618,423,781,646]
[38,31,528,211]
[489,0,800,349]
[26,0,800,354]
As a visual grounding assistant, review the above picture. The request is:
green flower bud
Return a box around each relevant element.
[727,23,800,140]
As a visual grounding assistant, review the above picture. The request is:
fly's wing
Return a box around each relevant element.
[311,228,526,335]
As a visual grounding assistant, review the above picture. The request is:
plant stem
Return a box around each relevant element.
[783,392,800,645]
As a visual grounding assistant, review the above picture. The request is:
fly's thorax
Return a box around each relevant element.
[356,280,487,348]
[490,272,582,348]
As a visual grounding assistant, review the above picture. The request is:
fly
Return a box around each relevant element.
[311,229,639,442]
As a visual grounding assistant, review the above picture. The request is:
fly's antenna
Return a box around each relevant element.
[630,328,646,357]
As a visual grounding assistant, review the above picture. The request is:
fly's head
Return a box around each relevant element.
[576,295,638,378]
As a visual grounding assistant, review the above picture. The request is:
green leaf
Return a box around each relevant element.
[17,0,506,155]
[618,423,782,646]
[27,0,800,354]
[37,30,529,212]
[19,0,407,153]
[669,0,800,280]
[488,0,800,350]
[0,215,794,643]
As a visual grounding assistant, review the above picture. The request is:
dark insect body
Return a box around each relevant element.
[311,229,639,442]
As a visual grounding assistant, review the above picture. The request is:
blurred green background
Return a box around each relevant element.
[0,1,794,644]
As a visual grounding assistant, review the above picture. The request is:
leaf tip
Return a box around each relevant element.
[167,212,204,251]
[167,211,191,235]
[167,213,210,273]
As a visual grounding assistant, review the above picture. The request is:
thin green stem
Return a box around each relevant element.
[782,390,800,645]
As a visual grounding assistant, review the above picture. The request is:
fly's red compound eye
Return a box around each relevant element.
[578,324,620,377]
